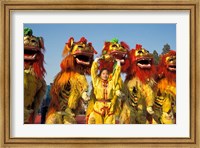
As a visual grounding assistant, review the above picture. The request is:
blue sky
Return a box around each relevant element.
[24,24,176,86]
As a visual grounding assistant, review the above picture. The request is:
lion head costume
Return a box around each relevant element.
[99,38,130,73]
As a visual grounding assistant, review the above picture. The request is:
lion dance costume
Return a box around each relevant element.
[120,44,156,124]
[86,38,129,124]
[46,37,97,124]
[153,50,176,124]
[24,28,46,123]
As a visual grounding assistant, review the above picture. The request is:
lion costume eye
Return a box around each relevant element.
[135,50,143,56]
[78,45,84,49]
[29,37,39,47]
[24,36,30,45]
[112,44,117,48]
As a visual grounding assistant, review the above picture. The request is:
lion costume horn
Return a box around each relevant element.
[38,37,45,50]
[62,37,74,57]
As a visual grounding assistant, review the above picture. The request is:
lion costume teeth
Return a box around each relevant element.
[46,37,97,124]
[24,28,46,123]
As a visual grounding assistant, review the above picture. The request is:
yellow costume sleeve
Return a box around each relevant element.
[162,96,171,113]
[76,74,88,94]
[68,73,88,109]
[142,83,154,107]
[112,62,121,87]
[91,61,99,87]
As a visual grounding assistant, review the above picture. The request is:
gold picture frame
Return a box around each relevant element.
[0,0,199,147]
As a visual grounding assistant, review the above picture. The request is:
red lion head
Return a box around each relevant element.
[60,37,97,74]
[24,28,46,79]
[126,44,155,83]
[157,50,176,82]
[99,38,130,73]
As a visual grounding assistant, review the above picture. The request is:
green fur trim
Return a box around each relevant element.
[110,38,119,43]
[106,38,119,43]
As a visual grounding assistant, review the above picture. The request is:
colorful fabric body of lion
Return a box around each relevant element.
[153,50,176,124]
[120,44,156,124]
[46,37,97,124]
[86,38,130,123]
[24,28,46,123]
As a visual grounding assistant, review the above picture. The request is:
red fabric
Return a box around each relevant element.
[79,37,87,44]
[60,54,75,71]
[102,42,111,54]
[136,44,142,50]
[157,50,176,82]
[120,41,130,50]
[32,52,46,79]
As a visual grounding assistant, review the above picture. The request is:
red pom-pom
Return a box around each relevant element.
[79,37,87,44]
[136,44,142,50]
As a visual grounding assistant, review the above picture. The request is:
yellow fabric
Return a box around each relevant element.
[119,102,131,124]
[119,77,155,124]
[86,88,96,118]
[161,112,175,124]
[24,69,46,123]
[46,108,77,124]
[88,61,121,124]
[46,72,88,124]
[126,77,154,107]
[154,78,176,124]
[91,61,121,100]
[113,77,124,116]
[67,73,88,109]
[88,101,115,124]
[88,110,115,124]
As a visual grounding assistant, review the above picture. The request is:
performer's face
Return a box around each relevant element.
[100,69,109,81]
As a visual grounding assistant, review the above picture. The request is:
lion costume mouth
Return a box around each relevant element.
[24,47,39,61]
[24,34,43,61]
[136,58,152,69]
[75,55,90,65]
[110,51,127,64]
[168,64,176,72]
[73,51,93,66]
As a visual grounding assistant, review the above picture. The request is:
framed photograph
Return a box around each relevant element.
[0,0,199,147]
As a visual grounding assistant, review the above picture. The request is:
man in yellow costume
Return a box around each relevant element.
[87,57,122,124]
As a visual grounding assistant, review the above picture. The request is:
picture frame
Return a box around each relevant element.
[0,0,199,147]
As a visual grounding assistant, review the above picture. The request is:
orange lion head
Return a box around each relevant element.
[157,50,176,82]
[60,37,97,74]
[24,28,46,79]
[99,38,130,73]
[126,44,155,83]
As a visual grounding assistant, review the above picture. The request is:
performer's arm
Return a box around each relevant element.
[91,58,100,87]
[112,60,121,87]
